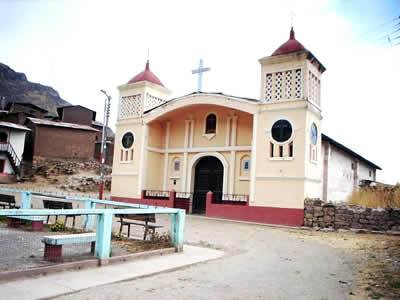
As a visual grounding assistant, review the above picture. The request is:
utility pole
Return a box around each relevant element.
[99,89,111,200]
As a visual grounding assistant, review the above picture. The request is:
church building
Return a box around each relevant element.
[110,28,380,226]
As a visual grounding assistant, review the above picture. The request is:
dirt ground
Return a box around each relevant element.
[51,215,399,300]
[284,229,400,299]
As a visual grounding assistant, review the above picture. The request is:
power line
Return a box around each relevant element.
[359,15,400,40]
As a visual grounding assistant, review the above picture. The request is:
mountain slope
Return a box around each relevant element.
[0,63,70,116]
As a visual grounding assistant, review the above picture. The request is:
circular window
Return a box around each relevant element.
[121,132,134,149]
[271,120,292,143]
[310,123,318,145]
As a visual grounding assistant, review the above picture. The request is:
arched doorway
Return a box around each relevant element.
[192,156,223,214]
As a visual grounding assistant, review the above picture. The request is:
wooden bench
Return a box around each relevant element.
[43,199,79,228]
[41,233,96,262]
[115,214,163,240]
[0,194,19,209]
[8,215,46,231]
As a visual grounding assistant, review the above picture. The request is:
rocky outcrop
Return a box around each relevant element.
[304,199,400,232]
[0,62,70,116]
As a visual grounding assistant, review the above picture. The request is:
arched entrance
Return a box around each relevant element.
[192,156,224,214]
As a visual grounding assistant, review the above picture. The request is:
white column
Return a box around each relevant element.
[162,122,171,190]
[189,120,194,148]
[229,150,235,194]
[225,117,231,146]
[231,116,238,146]
[138,123,149,195]
[182,120,190,192]
[249,113,258,204]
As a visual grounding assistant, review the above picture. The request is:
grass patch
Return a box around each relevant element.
[0,215,7,222]
[348,184,400,208]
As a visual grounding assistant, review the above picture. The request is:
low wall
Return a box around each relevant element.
[304,199,400,231]
[206,192,304,227]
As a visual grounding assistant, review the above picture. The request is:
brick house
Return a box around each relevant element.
[24,117,98,163]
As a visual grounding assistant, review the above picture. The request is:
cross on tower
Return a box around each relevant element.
[192,59,210,92]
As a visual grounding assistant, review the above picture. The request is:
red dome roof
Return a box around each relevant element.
[128,61,164,87]
[272,27,305,56]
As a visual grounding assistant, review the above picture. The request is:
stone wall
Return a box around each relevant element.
[304,199,400,231]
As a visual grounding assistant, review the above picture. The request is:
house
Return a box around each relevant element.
[0,121,30,183]
[57,105,96,127]
[24,117,98,165]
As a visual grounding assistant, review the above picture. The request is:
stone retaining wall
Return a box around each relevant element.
[304,199,400,231]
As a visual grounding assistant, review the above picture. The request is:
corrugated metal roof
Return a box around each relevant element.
[27,117,99,132]
[322,134,381,170]
[0,121,31,131]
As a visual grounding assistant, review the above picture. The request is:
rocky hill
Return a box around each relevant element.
[0,62,70,116]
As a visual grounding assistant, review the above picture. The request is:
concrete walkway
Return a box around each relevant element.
[0,245,224,300]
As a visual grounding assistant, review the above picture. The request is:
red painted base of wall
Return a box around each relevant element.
[111,196,174,208]
[112,194,304,227]
[206,204,304,227]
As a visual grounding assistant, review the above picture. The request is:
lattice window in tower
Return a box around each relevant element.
[144,93,166,112]
[118,94,142,119]
[295,69,302,98]
[313,75,318,104]
[317,79,321,106]
[309,71,314,103]
[285,71,292,98]
[265,73,273,101]
[276,72,282,100]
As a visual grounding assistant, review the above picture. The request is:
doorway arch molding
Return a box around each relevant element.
[187,152,228,195]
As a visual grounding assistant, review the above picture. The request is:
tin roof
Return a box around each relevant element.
[0,121,31,131]
[27,117,99,132]
[322,134,381,170]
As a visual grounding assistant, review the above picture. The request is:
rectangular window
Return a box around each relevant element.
[243,160,250,171]
[125,151,128,161]
[279,145,283,157]
[120,150,123,161]
[130,149,134,160]
[289,142,293,157]
[270,143,274,157]
[174,161,180,171]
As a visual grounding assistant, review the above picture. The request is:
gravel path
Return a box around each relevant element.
[57,215,357,300]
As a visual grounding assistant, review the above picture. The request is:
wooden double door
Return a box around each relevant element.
[192,156,223,214]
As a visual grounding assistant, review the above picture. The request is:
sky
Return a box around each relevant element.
[0,0,399,184]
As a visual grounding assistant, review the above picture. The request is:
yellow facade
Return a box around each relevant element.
[111,38,325,211]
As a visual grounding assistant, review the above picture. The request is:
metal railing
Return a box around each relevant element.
[0,143,21,168]
[212,192,248,205]
[144,190,170,199]
[175,192,192,199]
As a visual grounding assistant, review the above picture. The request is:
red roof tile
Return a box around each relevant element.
[272,27,305,56]
[128,60,164,87]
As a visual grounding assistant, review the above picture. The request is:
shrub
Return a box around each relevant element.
[49,221,66,232]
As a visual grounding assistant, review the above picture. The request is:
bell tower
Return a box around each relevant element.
[117,60,171,120]
[259,27,325,106]
[251,27,326,210]
[112,60,170,199]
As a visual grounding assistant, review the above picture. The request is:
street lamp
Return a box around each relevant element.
[99,89,111,200]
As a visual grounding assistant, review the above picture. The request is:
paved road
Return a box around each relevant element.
[58,215,356,300]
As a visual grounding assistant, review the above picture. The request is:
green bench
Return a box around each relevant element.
[41,233,96,261]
